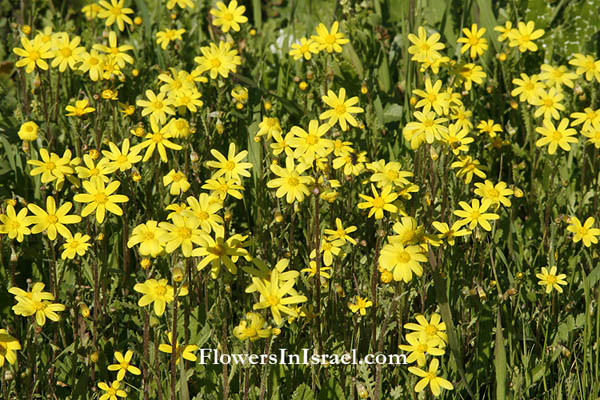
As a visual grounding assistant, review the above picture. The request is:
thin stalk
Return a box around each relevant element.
[170,280,178,400]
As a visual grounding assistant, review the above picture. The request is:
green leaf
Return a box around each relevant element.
[342,42,364,79]
[377,53,391,92]
[383,103,404,124]
[292,383,315,400]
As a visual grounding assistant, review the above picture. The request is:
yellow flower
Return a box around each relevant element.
[18,121,39,141]
[159,214,205,257]
[310,238,344,266]
[65,99,96,117]
[457,24,488,59]
[0,329,21,367]
[476,119,502,138]
[256,116,282,141]
[288,120,333,163]
[455,62,486,91]
[79,50,106,81]
[535,118,577,155]
[61,232,91,259]
[324,218,357,245]
[98,0,134,31]
[566,217,600,247]
[530,88,565,120]
[368,160,413,188]
[184,193,224,235]
[432,221,471,246]
[201,176,245,200]
[93,31,134,68]
[82,3,102,20]
[266,156,314,204]
[136,90,175,125]
[379,242,426,282]
[404,313,448,347]
[412,78,449,116]
[493,21,512,42]
[358,184,398,219]
[348,296,372,316]
[233,312,272,341]
[163,169,190,195]
[210,0,248,32]
[127,221,166,257]
[194,41,241,79]
[453,198,499,231]
[508,21,544,53]
[206,142,252,182]
[450,155,486,184]
[571,107,600,131]
[569,53,600,83]
[51,33,85,71]
[98,380,127,400]
[156,28,186,50]
[193,234,249,278]
[167,0,195,9]
[582,122,600,148]
[536,266,567,294]
[27,148,74,184]
[440,122,473,155]
[107,350,141,381]
[407,26,445,64]
[73,179,129,223]
[408,358,454,397]
[539,64,577,89]
[251,267,307,325]
[511,73,543,104]
[14,296,65,326]
[102,139,143,172]
[301,260,332,280]
[137,120,182,162]
[289,37,319,60]
[403,110,448,145]
[312,21,349,53]
[134,278,175,316]
[0,205,31,242]
[159,332,198,363]
[13,35,53,73]
[27,197,81,240]
[319,88,364,131]
[399,332,445,366]
[473,180,513,208]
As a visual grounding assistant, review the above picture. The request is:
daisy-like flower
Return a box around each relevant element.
[348,296,372,315]
[65,99,96,117]
[457,24,488,59]
[407,26,445,63]
[61,232,91,259]
[399,332,445,366]
[539,64,577,89]
[412,78,449,116]
[289,37,319,60]
[156,28,186,50]
[266,157,314,204]
[98,0,134,31]
[102,139,143,172]
[508,21,544,53]
[184,193,224,236]
[79,50,106,81]
[134,278,176,316]
[301,261,332,281]
[358,184,398,219]
[440,122,473,155]
[569,53,600,83]
[0,205,32,242]
[536,266,567,294]
[201,177,244,200]
[251,268,307,325]
[137,120,182,162]
[73,178,129,223]
[14,297,65,326]
[256,116,282,140]
[311,21,349,53]
[163,169,190,195]
[404,313,448,347]
[93,31,134,68]
[210,0,248,33]
[571,108,600,131]
[403,111,449,144]
[453,199,499,231]
[493,21,513,42]
[369,160,413,189]
[193,234,249,278]
[288,120,333,163]
[98,380,127,400]
[477,120,502,138]
[319,88,364,131]
[450,155,486,184]
[511,73,544,104]
[127,221,166,257]
[582,122,600,148]
[206,142,252,182]
[136,90,175,125]
[474,180,513,208]
[379,242,426,282]
[408,358,454,397]
[456,62,486,90]
[530,88,565,120]
[13,35,53,73]
[566,216,600,247]
[27,197,81,240]
[51,33,85,72]
[159,332,198,364]
[27,148,74,184]
[159,214,206,257]
[324,218,357,245]
[0,329,21,367]
[310,238,344,266]
[233,313,272,341]
[535,118,577,155]
[270,130,294,156]
[194,41,241,79]
[107,350,141,381]
[432,221,471,246]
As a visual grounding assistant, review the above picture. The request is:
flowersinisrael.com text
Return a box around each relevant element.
[198,348,408,365]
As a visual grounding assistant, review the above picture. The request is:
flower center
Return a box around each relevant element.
[552,130,563,141]
[171,172,184,182]
[210,244,225,256]
[120,361,129,369]
[305,134,318,145]
[223,12,234,21]
[488,188,499,198]
[111,7,122,16]
[211,58,222,68]
[152,101,164,110]
[45,161,56,171]
[178,227,191,239]
[335,104,347,114]
[29,50,41,61]
[224,161,236,171]
[287,176,299,187]
[47,214,58,224]
[196,211,209,221]
[396,251,411,263]
[95,193,108,204]
[117,155,129,165]
[152,133,164,143]
[417,343,428,352]
[546,275,558,285]
[266,295,280,306]
[143,231,155,241]
[60,47,72,57]
[155,286,167,296]
[325,34,336,45]
[372,197,385,209]
[425,325,438,336]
